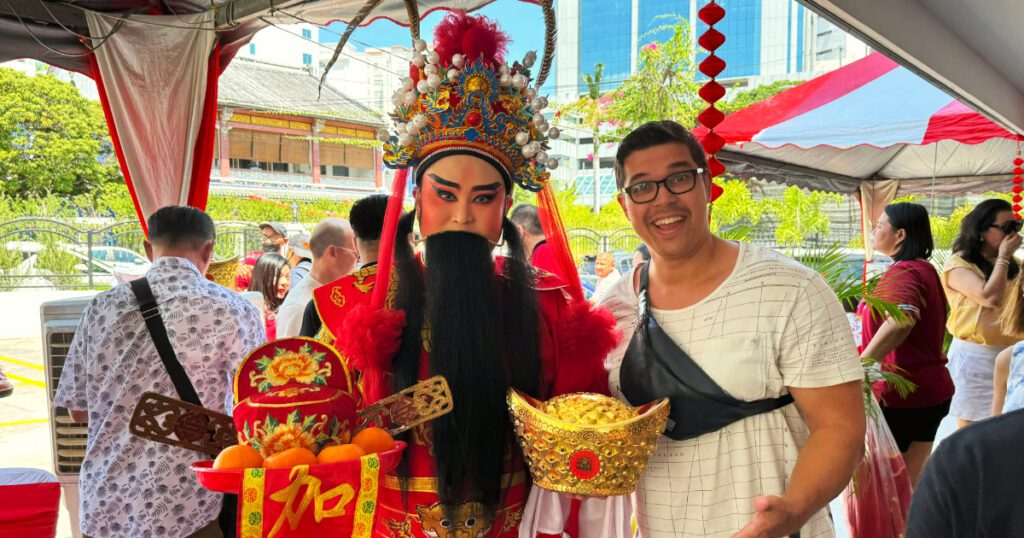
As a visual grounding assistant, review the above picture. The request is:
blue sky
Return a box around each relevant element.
[319,0,545,63]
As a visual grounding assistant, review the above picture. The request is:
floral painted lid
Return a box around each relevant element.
[233,337,355,405]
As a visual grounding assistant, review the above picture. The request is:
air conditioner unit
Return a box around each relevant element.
[41,296,92,538]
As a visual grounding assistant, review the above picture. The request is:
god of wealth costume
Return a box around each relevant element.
[309,11,620,538]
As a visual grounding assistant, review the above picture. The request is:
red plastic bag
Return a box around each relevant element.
[842,397,912,538]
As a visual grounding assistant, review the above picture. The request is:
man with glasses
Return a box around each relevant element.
[598,121,865,538]
[275,218,357,338]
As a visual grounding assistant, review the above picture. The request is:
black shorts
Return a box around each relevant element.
[881,398,952,452]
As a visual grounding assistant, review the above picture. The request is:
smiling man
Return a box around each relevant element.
[598,121,865,538]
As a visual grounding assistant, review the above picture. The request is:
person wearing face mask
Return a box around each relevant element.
[941,198,1022,429]
[235,222,291,292]
[598,120,865,538]
[857,202,953,487]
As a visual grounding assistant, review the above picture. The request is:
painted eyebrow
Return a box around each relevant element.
[471,182,501,192]
[428,174,459,189]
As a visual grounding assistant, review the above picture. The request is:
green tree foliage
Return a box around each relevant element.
[557,63,615,212]
[710,178,763,233]
[0,68,119,198]
[606,18,701,130]
[761,186,843,246]
[718,80,802,115]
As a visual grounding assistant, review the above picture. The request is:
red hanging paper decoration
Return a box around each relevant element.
[698,1,726,202]
[1014,145,1023,219]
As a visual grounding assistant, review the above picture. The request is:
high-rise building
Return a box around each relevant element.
[548,0,866,207]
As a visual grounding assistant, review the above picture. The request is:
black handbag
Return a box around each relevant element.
[129,278,237,537]
[619,262,794,441]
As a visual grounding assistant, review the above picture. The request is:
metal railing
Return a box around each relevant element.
[0,218,858,290]
[0,218,262,290]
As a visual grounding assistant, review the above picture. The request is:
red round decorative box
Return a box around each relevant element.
[234,385,358,456]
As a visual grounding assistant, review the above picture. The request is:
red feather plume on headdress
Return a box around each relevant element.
[432,11,509,69]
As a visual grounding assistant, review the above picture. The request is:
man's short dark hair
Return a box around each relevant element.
[349,194,391,242]
[614,120,709,190]
[508,204,544,236]
[147,206,215,249]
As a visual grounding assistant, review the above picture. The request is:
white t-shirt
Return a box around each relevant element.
[599,242,861,538]
[276,273,322,338]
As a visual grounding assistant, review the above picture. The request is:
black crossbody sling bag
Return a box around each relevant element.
[619,262,795,441]
[129,277,236,537]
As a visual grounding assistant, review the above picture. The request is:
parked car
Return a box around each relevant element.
[785,247,894,311]
[65,245,151,285]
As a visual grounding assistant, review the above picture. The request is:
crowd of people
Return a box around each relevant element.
[27,10,1024,538]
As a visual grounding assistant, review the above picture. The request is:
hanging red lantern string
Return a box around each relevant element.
[1013,142,1023,219]
[698,1,726,202]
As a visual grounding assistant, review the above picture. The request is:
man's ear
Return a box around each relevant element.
[617,193,629,218]
[412,186,422,214]
[504,195,514,213]
[143,240,154,262]
[201,240,215,264]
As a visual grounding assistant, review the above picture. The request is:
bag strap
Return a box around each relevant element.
[129,278,203,406]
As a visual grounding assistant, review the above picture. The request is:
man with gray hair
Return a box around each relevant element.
[276,218,358,337]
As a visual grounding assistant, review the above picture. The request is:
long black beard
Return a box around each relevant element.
[391,213,542,519]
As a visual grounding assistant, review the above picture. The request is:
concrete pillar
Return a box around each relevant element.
[218,108,233,178]
[312,119,324,184]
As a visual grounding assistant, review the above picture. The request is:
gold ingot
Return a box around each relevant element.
[206,255,240,290]
[507,389,669,496]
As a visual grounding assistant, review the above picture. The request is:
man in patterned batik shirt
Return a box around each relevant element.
[55,206,265,538]
[600,121,866,538]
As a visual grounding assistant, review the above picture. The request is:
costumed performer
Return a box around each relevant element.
[308,11,623,538]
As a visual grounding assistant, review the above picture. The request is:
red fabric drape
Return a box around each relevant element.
[89,51,148,235]
[186,42,221,210]
[538,183,585,302]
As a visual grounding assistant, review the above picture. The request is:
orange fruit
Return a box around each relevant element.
[352,427,395,455]
[317,443,366,464]
[213,444,264,470]
[263,447,317,469]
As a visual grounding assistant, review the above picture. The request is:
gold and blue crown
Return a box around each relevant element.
[378,15,559,192]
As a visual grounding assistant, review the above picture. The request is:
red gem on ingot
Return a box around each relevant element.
[466,111,482,127]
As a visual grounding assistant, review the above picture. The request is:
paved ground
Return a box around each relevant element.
[0,289,958,538]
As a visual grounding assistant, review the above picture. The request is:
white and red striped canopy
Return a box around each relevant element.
[697,53,1024,196]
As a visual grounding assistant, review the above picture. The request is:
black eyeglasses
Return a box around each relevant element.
[990,220,1023,234]
[620,168,705,204]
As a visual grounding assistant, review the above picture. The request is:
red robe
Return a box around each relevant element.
[311,259,614,537]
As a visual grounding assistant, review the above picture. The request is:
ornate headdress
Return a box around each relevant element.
[325,6,607,406]
[377,12,557,192]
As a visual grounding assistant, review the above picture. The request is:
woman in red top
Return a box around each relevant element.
[859,202,954,487]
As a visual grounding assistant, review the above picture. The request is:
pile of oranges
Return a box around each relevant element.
[213,427,395,470]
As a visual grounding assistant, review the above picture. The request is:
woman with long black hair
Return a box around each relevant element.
[248,252,291,339]
[941,198,1021,428]
[859,202,952,486]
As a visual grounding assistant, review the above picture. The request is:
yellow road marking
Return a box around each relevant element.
[6,372,45,388]
[0,355,44,371]
[0,418,49,427]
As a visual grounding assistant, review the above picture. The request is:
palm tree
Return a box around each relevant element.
[582,64,605,213]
